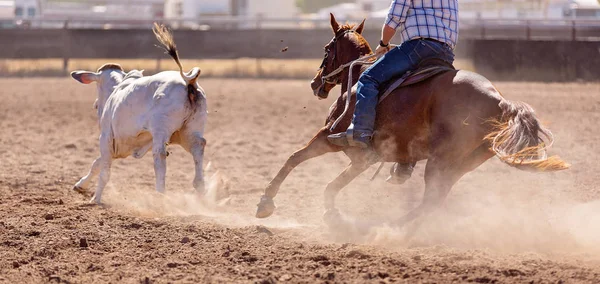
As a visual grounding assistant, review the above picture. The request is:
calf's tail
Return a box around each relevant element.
[486,100,570,172]
[152,23,201,106]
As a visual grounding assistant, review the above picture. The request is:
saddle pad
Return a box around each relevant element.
[378,66,454,104]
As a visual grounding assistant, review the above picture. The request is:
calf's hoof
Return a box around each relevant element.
[73,186,91,197]
[256,195,276,218]
[88,195,102,205]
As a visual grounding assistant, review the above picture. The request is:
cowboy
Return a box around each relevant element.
[327,0,458,180]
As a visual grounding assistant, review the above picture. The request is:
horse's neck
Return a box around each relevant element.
[339,37,372,94]
[340,40,372,94]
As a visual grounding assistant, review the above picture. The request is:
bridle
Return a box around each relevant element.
[319,29,360,85]
[318,30,387,132]
[316,27,390,132]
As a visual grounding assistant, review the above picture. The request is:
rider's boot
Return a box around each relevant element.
[328,69,377,149]
[327,128,372,148]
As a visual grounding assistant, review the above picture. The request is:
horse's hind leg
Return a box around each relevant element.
[394,143,494,228]
[257,127,338,218]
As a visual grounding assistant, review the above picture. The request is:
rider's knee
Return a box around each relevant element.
[358,73,379,88]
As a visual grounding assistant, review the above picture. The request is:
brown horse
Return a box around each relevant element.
[256,14,569,228]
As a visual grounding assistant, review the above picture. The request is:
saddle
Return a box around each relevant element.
[378,58,455,103]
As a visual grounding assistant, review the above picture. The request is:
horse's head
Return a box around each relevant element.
[311,13,371,99]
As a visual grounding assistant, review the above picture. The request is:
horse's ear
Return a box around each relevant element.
[355,19,366,34]
[330,13,340,34]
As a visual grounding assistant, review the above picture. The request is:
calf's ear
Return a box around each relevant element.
[71,71,98,84]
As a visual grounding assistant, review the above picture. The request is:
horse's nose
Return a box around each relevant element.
[310,80,319,95]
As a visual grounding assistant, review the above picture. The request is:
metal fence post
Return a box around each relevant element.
[256,14,264,78]
[62,20,70,75]
[480,20,486,40]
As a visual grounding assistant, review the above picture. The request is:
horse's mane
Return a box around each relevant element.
[339,23,356,30]
[336,23,371,53]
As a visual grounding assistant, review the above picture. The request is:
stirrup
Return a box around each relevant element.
[346,129,371,148]
[347,128,357,147]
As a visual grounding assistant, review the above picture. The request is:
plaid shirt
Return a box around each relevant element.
[385,0,459,49]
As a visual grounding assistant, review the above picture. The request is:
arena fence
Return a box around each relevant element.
[1,18,599,81]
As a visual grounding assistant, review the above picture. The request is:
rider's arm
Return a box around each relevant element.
[380,25,396,46]
[381,0,411,45]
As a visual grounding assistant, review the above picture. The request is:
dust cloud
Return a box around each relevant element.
[101,155,599,258]
[101,162,312,231]
[332,172,600,257]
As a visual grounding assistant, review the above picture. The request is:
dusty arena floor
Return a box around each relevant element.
[0,78,599,283]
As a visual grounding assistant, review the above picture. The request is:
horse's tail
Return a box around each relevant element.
[152,23,201,106]
[485,100,570,172]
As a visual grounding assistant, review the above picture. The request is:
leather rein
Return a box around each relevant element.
[318,29,402,131]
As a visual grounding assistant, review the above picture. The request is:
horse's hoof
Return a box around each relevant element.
[323,208,343,227]
[386,163,413,184]
[256,195,276,218]
[385,175,410,185]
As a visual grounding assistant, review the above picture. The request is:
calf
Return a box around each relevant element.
[71,23,207,204]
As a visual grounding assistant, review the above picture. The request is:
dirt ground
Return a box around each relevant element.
[0,77,599,283]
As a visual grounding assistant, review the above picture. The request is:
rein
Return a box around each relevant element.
[329,52,377,131]
[328,45,397,132]
[318,29,399,132]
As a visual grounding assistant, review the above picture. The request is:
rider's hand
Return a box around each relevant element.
[375,44,390,57]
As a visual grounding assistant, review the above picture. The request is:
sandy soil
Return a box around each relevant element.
[0,78,599,283]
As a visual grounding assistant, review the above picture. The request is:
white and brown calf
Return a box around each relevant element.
[71,24,207,204]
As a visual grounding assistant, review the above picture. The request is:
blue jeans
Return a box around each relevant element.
[350,39,455,136]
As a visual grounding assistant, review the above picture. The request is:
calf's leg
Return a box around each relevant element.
[177,110,208,194]
[87,133,114,204]
[73,157,102,195]
[91,157,112,204]
[152,135,170,194]
[180,132,207,193]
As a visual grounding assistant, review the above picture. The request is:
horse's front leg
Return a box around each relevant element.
[322,162,369,217]
[322,147,376,228]
[256,127,338,218]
